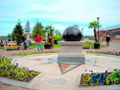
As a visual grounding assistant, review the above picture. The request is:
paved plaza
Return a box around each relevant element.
[0,53,120,90]
[0,40,120,90]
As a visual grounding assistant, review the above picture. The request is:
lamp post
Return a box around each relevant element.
[81,28,84,41]
[97,17,100,42]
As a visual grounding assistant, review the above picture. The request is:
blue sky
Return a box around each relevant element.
[0,0,120,36]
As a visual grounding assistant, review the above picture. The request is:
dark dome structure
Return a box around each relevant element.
[63,26,82,41]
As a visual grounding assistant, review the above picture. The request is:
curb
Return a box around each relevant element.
[0,72,45,88]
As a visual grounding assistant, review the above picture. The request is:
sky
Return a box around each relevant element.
[0,0,120,36]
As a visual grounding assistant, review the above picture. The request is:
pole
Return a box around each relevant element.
[97,17,100,42]
[81,28,84,41]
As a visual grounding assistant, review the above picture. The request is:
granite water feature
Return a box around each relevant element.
[58,26,85,74]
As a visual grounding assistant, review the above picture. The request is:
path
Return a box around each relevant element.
[0,54,120,90]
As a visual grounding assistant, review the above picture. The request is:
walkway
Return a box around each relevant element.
[0,54,120,90]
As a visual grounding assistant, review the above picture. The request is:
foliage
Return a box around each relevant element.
[54,30,62,36]
[14,51,60,56]
[94,41,100,44]
[83,36,94,40]
[28,43,61,49]
[0,36,7,40]
[32,22,44,40]
[83,41,106,49]
[6,46,20,50]
[44,25,55,37]
[11,22,25,45]
[82,44,90,49]
[87,50,120,56]
[53,44,61,48]
[24,21,30,33]
[80,69,120,86]
[89,21,100,42]
[0,56,40,82]
[53,36,63,41]
[0,46,3,50]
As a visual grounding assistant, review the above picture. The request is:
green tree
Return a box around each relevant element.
[0,36,7,40]
[25,21,30,33]
[11,21,25,45]
[88,21,100,42]
[32,22,44,39]
[54,30,61,36]
[74,24,79,28]
[44,25,55,37]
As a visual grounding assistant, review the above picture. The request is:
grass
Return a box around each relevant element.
[14,51,60,56]
[0,46,4,50]
[87,51,120,56]
[83,41,107,49]
[28,44,61,49]
[0,56,40,82]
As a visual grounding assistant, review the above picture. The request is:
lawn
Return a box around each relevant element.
[14,51,60,56]
[0,46,3,50]
[28,44,61,49]
[82,41,106,49]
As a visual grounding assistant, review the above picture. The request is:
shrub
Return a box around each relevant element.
[53,36,63,41]
[82,44,90,49]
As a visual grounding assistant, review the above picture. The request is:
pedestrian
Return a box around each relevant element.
[36,35,43,51]
[23,41,27,50]
[106,35,110,46]
[48,36,54,48]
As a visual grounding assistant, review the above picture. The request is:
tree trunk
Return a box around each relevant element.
[94,28,97,42]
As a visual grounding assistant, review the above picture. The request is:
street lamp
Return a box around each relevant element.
[97,17,100,42]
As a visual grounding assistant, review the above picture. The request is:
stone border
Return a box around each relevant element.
[73,74,82,90]
[0,72,45,88]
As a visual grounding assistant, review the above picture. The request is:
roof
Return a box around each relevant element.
[100,24,120,31]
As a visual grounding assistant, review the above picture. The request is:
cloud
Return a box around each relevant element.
[0,0,120,35]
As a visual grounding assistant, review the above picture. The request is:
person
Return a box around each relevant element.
[106,35,110,46]
[23,41,27,50]
[48,36,54,48]
[36,35,43,51]
[0,39,3,46]
[28,40,31,45]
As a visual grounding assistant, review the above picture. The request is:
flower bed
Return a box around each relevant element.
[0,56,40,82]
[80,69,120,86]
[14,51,60,56]
[87,50,120,56]
[6,46,20,50]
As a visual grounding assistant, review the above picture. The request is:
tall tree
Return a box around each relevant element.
[54,30,61,36]
[11,20,25,45]
[25,21,30,33]
[89,21,100,42]
[32,22,43,39]
[44,25,55,37]
[24,21,31,39]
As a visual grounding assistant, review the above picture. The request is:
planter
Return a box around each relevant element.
[54,40,58,44]
[44,44,51,49]
[94,42,100,49]
[0,73,44,88]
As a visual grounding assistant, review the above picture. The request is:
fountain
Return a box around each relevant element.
[58,26,85,74]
